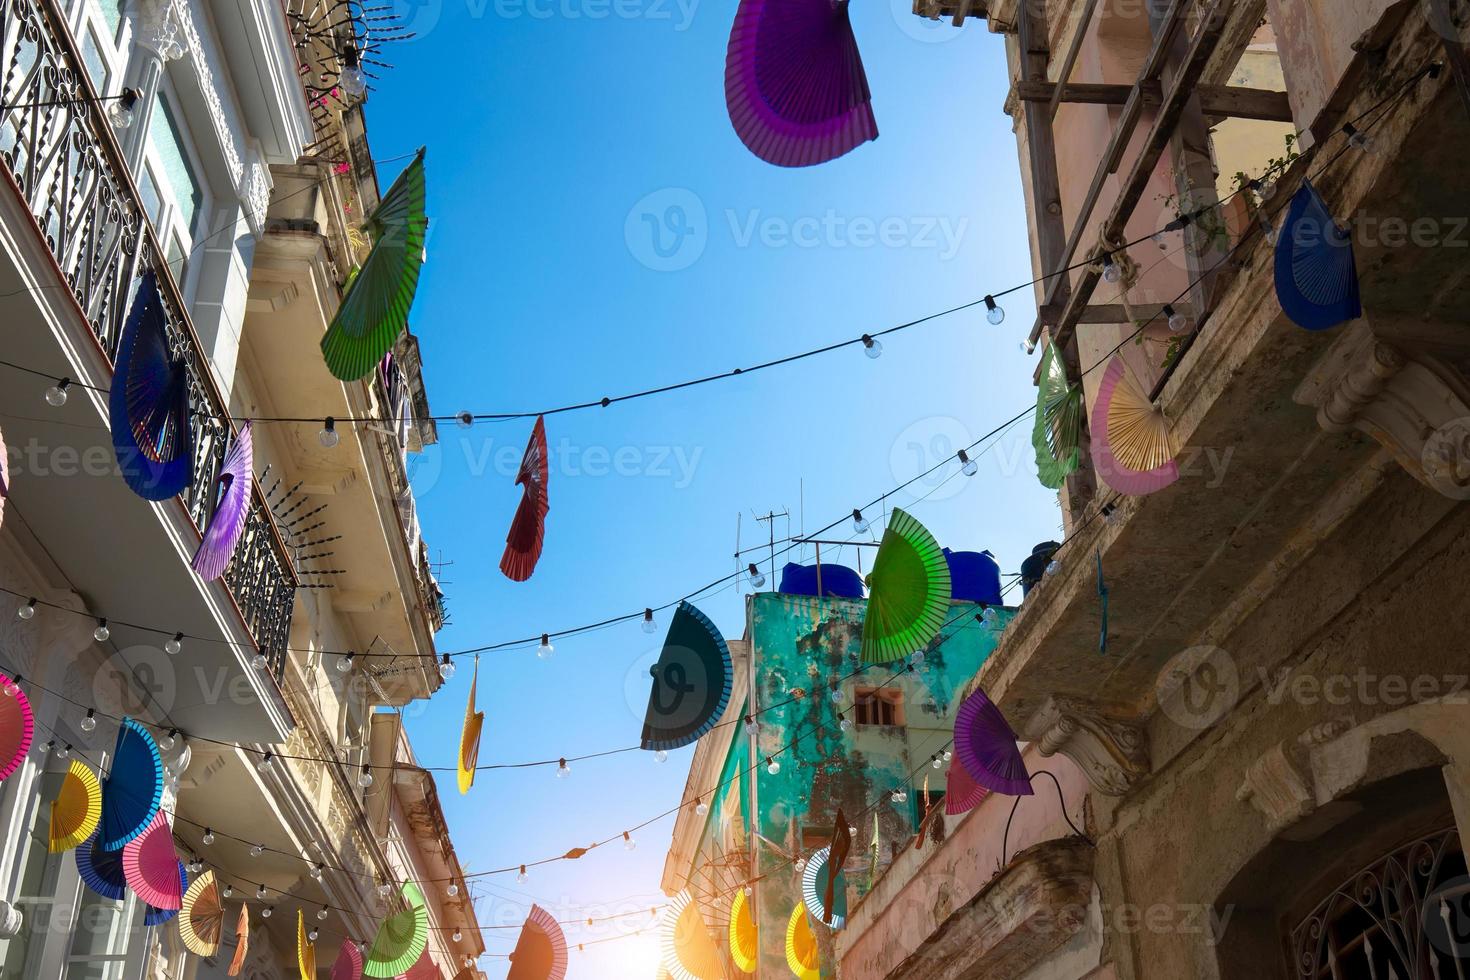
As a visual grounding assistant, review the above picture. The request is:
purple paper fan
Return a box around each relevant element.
[191,423,253,581]
[954,688,1034,797]
[725,0,878,167]
[77,833,129,900]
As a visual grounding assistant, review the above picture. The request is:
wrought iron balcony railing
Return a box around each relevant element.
[0,0,298,676]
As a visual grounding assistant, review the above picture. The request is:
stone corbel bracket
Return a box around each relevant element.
[1026,696,1150,797]
[1235,718,1355,837]
[1295,321,1470,499]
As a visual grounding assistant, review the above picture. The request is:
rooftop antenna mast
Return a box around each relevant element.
[753,509,789,589]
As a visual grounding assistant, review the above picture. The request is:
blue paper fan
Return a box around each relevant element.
[1274,181,1362,331]
[99,718,163,851]
[110,270,194,500]
[640,602,733,753]
[144,862,187,926]
[800,846,848,929]
[76,833,129,900]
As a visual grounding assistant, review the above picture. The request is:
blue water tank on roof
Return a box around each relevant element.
[944,549,1003,605]
[778,562,865,599]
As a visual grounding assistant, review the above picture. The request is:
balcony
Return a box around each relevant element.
[0,0,296,740]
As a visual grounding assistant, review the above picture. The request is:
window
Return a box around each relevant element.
[148,92,204,236]
[801,827,833,852]
[852,687,904,727]
[141,82,212,300]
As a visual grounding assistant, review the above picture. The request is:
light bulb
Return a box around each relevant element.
[1344,123,1373,152]
[58,744,71,759]
[309,928,320,942]
[455,411,474,429]
[623,832,636,852]
[250,844,263,858]
[337,652,354,673]
[1102,257,1122,283]
[695,800,708,816]
[1102,502,1120,526]
[173,744,192,778]
[107,89,137,128]
[1164,305,1189,334]
[862,334,882,359]
[81,710,96,733]
[439,655,456,680]
[452,929,463,942]
[890,790,904,804]
[1,676,17,697]
[222,884,232,898]
[318,907,329,921]
[982,607,999,626]
[158,729,178,752]
[766,757,780,775]
[984,295,1005,325]
[839,716,852,733]
[654,750,668,763]
[447,882,459,897]
[164,632,183,655]
[319,418,340,448]
[795,858,806,873]
[641,608,657,634]
[256,884,268,899]
[340,45,367,98]
[1045,559,1061,578]
[910,650,926,666]
[556,759,570,778]
[17,598,36,620]
[40,740,54,756]
[202,829,215,846]
[744,885,753,897]
[261,907,272,919]
[852,508,869,533]
[747,563,766,589]
[943,749,953,762]
[1020,339,1036,355]
[258,751,275,772]
[358,766,374,788]
[743,715,757,736]
[251,651,268,670]
[93,619,110,642]
[958,449,977,477]
[45,378,71,405]
[932,755,943,769]
[188,857,202,873]
[1259,178,1278,201]
[516,866,528,884]
[537,634,554,659]
[311,864,324,881]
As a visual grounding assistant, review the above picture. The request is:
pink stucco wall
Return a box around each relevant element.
[1265,0,1403,132]
[836,746,1091,980]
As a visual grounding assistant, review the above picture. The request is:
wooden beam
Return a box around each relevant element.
[1016,80,1293,121]
[1048,0,1102,120]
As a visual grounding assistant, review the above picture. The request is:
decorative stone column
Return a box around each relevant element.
[116,0,173,173]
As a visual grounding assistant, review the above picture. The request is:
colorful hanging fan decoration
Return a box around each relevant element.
[364,883,428,978]
[143,862,186,926]
[458,657,485,795]
[800,845,848,929]
[784,905,821,980]
[109,269,194,501]
[500,415,549,582]
[659,890,722,980]
[191,422,255,581]
[728,889,758,974]
[320,148,428,381]
[99,717,163,851]
[640,601,733,753]
[1275,180,1362,331]
[825,812,851,922]
[396,952,440,980]
[505,903,568,980]
[0,673,34,783]
[49,758,102,852]
[179,870,226,957]
[955,687,1033,797]
[860,508,951,664]
[944,752,987,815]
[332,941,365,980]
[76,832,129,899]
[724,0,877,167]
[299,909,318,980]
[1033,341,1084,489]
[0,422,10,527]
[1096,549,1109,655]
[1090,356,1179,496]
[229,902,251,977]
[123,812,183,910]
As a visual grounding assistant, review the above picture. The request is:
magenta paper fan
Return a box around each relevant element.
[0,673,34,782]
[191,423,254,581]
[725,0,877,167]
[333,941,365,980]
[1089,356,1179,496]
[954,688,1033,797]
[944,753,987,815]
[123,812,182,910]
[0,422,9,528]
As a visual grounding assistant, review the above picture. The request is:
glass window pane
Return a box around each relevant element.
[79,28,108,93]
[94,0,121,39]
[0,770,71,976]
[137,166,162,228]
[148,94,203,236]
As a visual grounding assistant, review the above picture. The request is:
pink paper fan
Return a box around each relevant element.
[0,675,35,782]
[123,812,182,910]
[944,754,988,816]
[332,940,365,980]
[1089,356,1179,495]
[0,421,10,527]
[396,952,440,980]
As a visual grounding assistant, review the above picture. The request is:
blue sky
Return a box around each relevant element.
[362,0,1052,973]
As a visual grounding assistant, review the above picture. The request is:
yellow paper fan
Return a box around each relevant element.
[728,889,758,973]
[784,904,820,980]
[298,909,317,979]
[49,759,101,852]
[1101,355,1177,473]
[179,870,225,957]
[458,658,485,795]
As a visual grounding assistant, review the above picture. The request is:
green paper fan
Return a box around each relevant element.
[364,882,428,977]
[1033,342,1083,489]
[320,149,428,381]
[860,508,951,664]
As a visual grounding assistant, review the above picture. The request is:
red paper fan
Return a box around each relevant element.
[944,754,988,815]
[123,812,182,910]
[500,416,549,582]
[332,941,365,980]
